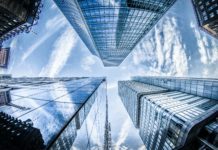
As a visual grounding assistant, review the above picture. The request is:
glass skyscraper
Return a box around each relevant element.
[0,76,106,150]
[118,77,218,150]
[118,81,168,128]
[53,0,177,66]
[0,47,10,68]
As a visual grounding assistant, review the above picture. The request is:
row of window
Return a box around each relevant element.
[134,77,218,100]
[203,10,218,21]
[139,91,217,150]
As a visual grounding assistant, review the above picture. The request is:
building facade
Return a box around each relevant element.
[0,90,10,106]
[192,0,218,39]
[118,77,218,150]
[0,48,10,68]
[0,76,106,150]
[133,76,218,100]
[0,0,42,42]
[118,81,168,128]
[54,0,177,66]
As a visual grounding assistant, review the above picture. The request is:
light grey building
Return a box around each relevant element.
[119,77,218,150]
[53,0,177,66]
[0,76,106,150]
[118,81,168,127]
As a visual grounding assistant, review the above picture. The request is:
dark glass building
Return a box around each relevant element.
[119,77,218,150]
[0,74,11,79]
[192,0,218,39]
[0,47,10,68]
[0,0,42,42]
[0,76,106,150]
[53,0,177,66]
[0,91,10,106]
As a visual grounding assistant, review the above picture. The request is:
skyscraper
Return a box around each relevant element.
[119,77,218,150]
[118,81,168,128]
[192,0,218,39]
[0,0,42,42]
[0,111,45,150]
[0,48,10,68]
[53,0,177,66]
[0,76,106,150]
[0,91,10,106]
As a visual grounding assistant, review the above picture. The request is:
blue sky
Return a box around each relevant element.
[0,0,218,149]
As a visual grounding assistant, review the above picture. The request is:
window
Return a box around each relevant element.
[200,5,204,10]
[198,1,202,5]
[210,12,215,18]
[166,128,177,145]
[204,16,208,21]
[208,4,218,11]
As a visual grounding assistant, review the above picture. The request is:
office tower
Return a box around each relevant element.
[0,91,10,106]
[192,0,218,39]
[119,77,218,150]
[0,47,10,68]
[0,112,45,150]
[0,76,106,150]
[0,0,42,42]
[104,97,112,150]
[53,0,177,66]
[118,81,168,128]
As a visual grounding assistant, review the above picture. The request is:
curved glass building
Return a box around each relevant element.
[119,77,218,150]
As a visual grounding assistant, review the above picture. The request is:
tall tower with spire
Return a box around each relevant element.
[104,95,112,150]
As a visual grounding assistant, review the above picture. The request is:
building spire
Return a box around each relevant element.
[104,95,112,150]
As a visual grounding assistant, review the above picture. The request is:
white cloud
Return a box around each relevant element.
[132,15,188,76]
[108,82,117,90]
[10,39,18,50]
[45,15,66,29]
[50,3,57,10]
[132,48,146,65]
[114,120,131,149]
[22,15,68,61]
[81,55,97,72]
[190,21,218,65]
[39,27,78,77]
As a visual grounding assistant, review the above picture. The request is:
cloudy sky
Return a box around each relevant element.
[1,0,218,149]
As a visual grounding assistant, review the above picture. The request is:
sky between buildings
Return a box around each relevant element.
[0,0,218,149]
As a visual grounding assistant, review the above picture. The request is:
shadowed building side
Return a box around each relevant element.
[0,112,45,150]
[192,0,218,39]
[0,0,42,42]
